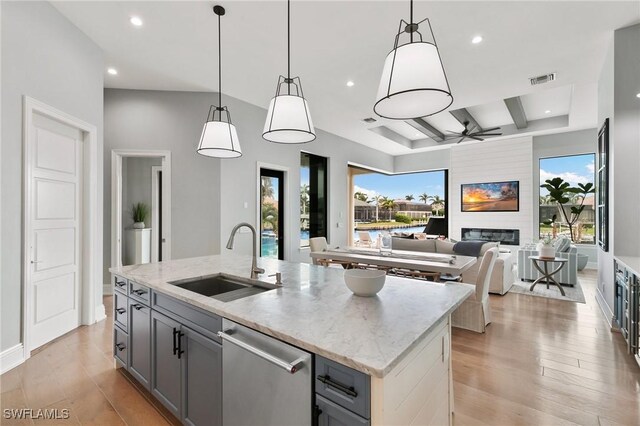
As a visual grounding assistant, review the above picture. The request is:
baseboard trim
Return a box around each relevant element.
[595,286,615,328]
[103,283,113,296]
[1,344,25,374]
[95,303,107,323]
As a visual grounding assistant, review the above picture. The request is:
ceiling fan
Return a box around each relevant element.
[446,120,502,144]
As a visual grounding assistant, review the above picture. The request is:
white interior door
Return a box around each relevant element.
[28,112,83,350]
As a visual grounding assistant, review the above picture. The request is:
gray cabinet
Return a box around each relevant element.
[114,325,129,369]
[129,299,151,389]
[314,356,370,425]
[182,326,222,426]
[150,302,223,425]
[151,310,183,419]
[316,395,370,426]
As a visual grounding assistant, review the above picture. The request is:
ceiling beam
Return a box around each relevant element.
[406,118,445,142]
[368,126,412,148]
[503,96,528,129]
[449,108,483,133]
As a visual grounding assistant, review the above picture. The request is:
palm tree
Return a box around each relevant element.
[354,191,369,203]
[300,184,309,214]
[419,193,429,203]
[372,195,384,222]
[261,177,274,199]
[382,198,397,220]
[405,194,414,201]
[429,195,445,216]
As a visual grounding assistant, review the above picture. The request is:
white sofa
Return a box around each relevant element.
[391,238,515,295]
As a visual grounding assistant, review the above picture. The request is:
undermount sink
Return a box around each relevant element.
[168,273,277,303]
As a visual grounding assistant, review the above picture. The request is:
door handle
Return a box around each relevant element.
[316,375,358,397]
[115,308,126,314]
[132,289,147,296]
[30,260,43,264]
[218,330,305,374]
[172,328,179,355]
[115,343,126,351]
[132,304,144,311]
[177,331,185,359]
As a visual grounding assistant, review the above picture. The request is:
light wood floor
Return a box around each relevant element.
[1,270,638,425]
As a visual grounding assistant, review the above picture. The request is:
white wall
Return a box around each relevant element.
[394,147,451,173]
[612,24,640,258]
[596,37,615,320]
[103,89,394,276]
[0,2,104,352]
[449,137,534,246]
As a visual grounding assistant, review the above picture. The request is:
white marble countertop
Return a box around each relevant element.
[615,255,640,277]
[110,254,473,378]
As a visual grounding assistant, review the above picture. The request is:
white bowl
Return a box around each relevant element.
[344,269,386,297]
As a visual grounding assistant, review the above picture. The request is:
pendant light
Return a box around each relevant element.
[373,0,453,120]
[263,0,316,144]
[197,5,242,158]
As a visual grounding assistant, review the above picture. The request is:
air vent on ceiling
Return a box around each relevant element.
[529,73,556,86]
[362,117,377,123]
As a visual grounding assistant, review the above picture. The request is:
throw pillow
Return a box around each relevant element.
[554,237,571,253]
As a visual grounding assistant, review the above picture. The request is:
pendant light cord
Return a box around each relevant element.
[410,0,414,43]
[287,0,291,95]
[218,11,222,107]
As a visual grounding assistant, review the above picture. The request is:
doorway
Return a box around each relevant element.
[260,168,284,260]
[111,150,171,272]
[22,96,101,356]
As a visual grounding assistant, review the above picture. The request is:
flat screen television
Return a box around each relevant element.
[461,181,519,212]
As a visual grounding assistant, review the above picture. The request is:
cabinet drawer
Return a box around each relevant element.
[114,325,129,368]
[152,292,222,343]
[316,394,369,426]
[315,356,370,419]
[114,291,128,331]
[129,281,150,304]
[113,275,128,294]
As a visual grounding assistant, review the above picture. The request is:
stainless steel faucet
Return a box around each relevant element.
[226,222,265,279]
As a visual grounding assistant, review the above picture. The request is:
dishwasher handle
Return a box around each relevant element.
[218,329,306,374]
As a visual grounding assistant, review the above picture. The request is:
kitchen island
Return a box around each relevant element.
[110,254,473,425]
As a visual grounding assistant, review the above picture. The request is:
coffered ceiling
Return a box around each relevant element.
[52,1,640,155]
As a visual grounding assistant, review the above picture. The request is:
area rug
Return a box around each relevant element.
[509,277,586,303]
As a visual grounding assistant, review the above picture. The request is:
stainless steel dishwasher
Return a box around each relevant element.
[219,319,312,425]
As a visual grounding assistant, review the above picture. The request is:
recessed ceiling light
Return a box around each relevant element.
[130,16,143,27]
[636,92,640,98]
[471,35,483,44]
[545,110,551,114]
[346,81,355,87]
[107,67,118,75]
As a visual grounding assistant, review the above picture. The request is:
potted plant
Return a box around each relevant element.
[537,235,556,259]
[540,177,595,270]
[132,202,149,229]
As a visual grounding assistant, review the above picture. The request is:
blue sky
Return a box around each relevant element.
[540,154,595,194]
[354,170,445,201]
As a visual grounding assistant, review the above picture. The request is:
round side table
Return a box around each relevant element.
[528,256,568,296]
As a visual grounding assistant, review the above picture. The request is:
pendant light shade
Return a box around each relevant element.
[373,1,453,120]
[197,106,242,158]
[263,77,315,143]
[263,0,316,144]
[197,5,242,158]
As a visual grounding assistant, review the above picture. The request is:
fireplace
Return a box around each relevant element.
[461,228,520,246]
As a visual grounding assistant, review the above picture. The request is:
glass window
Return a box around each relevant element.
[349,166,448,244]
[539,153,595,244]
[300,152,328,248]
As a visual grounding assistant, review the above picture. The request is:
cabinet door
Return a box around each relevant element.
[182,327,222,426]
[316,395,369,426]
[129,300,151,389]
[151,311,182,418]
